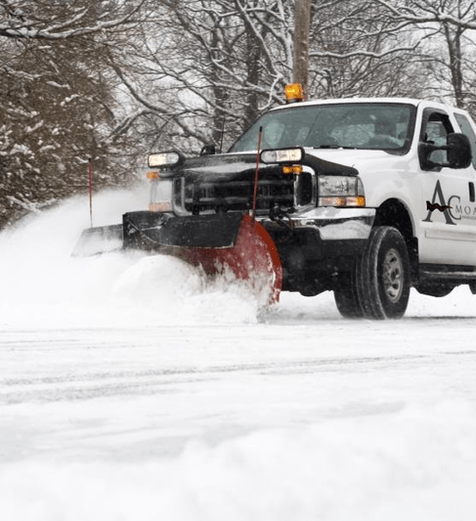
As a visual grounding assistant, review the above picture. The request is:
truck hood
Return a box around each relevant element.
[304,148,410,175]
[173,151,358,182]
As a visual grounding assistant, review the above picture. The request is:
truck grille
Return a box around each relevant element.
[173,174,304,215]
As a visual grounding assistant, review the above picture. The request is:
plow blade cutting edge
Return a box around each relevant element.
[74,212,283,305]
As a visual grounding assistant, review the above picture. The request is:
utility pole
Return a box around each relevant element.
[293,0,311,97]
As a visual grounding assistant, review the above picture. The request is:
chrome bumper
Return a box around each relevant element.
[286,207,376,241]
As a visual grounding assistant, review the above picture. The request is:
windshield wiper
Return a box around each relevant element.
[313,145,357,149]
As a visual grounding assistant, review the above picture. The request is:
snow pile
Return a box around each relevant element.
[0,189,262,330]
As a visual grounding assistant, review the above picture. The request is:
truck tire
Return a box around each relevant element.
[334,268,364,318]
[356,226,410,319]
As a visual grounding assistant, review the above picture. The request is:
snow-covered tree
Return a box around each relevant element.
[108,0,297,154]
[372,0,476,111]
[3,0,476,230]
[110,0,430,156]
[0,0,143,228]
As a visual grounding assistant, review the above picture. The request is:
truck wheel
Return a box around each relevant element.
[356,226,410,319]
[334,269,364,318]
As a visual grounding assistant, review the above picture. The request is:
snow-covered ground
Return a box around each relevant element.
[1,188,476,520]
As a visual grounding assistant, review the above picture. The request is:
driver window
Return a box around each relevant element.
[420,111,453,164]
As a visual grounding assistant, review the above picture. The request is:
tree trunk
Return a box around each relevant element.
[444,22,464,108]
[293,0,311,96]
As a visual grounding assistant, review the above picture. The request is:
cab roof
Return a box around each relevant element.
[271,97,465,115]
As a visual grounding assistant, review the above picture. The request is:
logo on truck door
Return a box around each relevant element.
[424,180,476,224]
[423,180,459,225]
[426,201,452,213]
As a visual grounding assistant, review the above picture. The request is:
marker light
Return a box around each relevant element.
[282,165,303,175]
[149,202,172,212]
[285,83,304,103]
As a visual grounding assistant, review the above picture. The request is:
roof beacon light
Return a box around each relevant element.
[285,83,304,103]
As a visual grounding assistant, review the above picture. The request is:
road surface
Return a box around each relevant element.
[1,192,475,520]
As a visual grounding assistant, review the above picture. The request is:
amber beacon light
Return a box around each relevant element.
[284,83,304,103]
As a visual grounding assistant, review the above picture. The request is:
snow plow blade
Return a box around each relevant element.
[74,211,282,305]
[72,224,123,256]
[123,211,282,305]
[183,214,282,305]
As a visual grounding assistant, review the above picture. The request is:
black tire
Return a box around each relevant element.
[356,226,411,319]
[334,268,365,319]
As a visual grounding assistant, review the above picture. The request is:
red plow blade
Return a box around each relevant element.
[180,214,282,305]
[76,211,283,307]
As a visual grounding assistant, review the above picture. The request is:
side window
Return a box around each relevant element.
[420,110,454,165]
[454,113,476,169]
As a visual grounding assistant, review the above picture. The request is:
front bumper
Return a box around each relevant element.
[285,207,376,241]
[261,207,376,294]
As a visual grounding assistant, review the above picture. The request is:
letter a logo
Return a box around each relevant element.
[423,180,456,225]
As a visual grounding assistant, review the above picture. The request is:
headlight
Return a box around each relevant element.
[149,179,173,213]
[261,147,304,164]
[318,176,365,207]
[148,151,182,169]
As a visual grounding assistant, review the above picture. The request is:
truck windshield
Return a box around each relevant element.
[230,102,416,154]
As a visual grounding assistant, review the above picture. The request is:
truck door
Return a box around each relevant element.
[419,108,476,266]
[453,111,476,266]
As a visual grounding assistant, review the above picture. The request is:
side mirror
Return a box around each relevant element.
[418,132,472,170]
[200,144,216,156]
[447,133,472,169]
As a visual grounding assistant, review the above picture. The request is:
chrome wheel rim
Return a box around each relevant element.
[382,248,403,303]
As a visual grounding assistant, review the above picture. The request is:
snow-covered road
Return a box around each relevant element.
[1,190,476,520]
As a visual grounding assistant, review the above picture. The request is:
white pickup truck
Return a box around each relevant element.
[220,95,476,318]
[80,90,476,319]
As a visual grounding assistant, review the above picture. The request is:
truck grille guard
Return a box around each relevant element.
[172,168,315,217]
